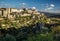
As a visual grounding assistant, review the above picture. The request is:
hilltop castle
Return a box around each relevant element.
[0,7,45,20]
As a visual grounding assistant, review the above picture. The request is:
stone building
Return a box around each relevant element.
[0,8,11,17]
[0,8,40,18]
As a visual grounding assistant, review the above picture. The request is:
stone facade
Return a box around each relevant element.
[0,8,40,18]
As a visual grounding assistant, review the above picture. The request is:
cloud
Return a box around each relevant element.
[32,6,36,9]
[44,4,55,11]
[22,3,26,5]
[0,3,14,8]
[50,4,55,7]
[19,3,26,6]
[44,4,60,13]
[46,7,53,10]
[19,3,27,8]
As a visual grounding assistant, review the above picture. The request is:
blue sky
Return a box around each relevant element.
[0,0,60,13]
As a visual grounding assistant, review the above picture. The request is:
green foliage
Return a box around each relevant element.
[26,33,54,41]
[4,34,16,41]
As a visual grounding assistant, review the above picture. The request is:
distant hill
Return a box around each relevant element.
[40,12,60,18]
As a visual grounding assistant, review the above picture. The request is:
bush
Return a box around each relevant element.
[4,34,16,41]
[26,33,54,41]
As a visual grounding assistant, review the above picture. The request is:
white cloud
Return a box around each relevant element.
[44,4,55,11]
[19,3,26,5]
[22,3,26,5]
[46,7,53,10]
[50,4,55,7]
[32,6,36,9]
[19,3,27,8]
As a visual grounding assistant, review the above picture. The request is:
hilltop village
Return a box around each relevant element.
[0,7,60,29]
[0,7,60,41]
[0,7,40,19]
[0,7,43,28]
